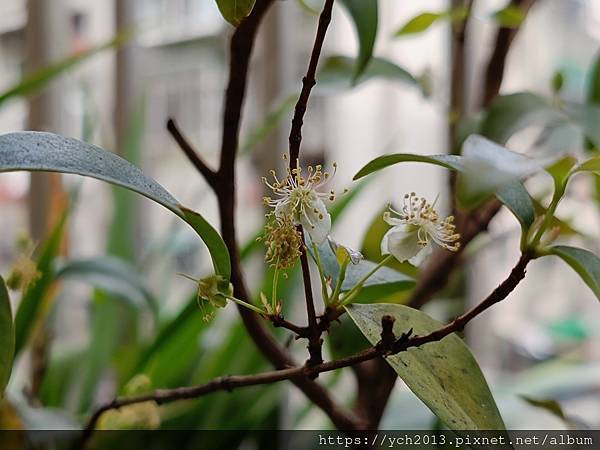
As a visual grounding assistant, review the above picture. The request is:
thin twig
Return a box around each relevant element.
[287,0,335,368]
[481,0,537,107]
[208,0,360,432]
[288,0,334,162]
[167,118,217,187]
[76,253,531,450]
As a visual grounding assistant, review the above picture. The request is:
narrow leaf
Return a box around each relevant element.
[549,246,600,301]
[587,52,600,105]
[215,0,256,27]
[458,135,556,208]
[319,55,418,92]
[394,12,444,36]
[0,32,131,107]
[492,5,525,28]
[0,276,14,395]
[520,395,567,421]
[54,257,159,315]
[573,156,600,176]
[14,211,68,356]
[495,183,535,230]
[338,0,378,80]
[480,93,559,145]
[0,132,230,278]
[353,154,463,180]
[309,239,415,303]
[354,148,535,230]
[346,303,507,431]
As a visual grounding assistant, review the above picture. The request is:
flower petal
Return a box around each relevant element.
[301,197,331,244]
[409,242,433,266]
[382,228,422,263]
[274,199,293,220]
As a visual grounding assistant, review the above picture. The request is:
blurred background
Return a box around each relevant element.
[0,0,599,441]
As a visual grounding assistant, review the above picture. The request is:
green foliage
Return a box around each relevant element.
[548,246,600,301]
[338,0,378,80]
[319,55,418,91]
[492,5,525,28]
[588,52,600,105]
[354,141,537,230]
[346,303,507,432]
[520,395,567,421]
[480,93,557,145]
[240,94,297,154]
[495,183,535,232]
[354,154,463,179]
[0,32,131,107]
[310,237,415,303]
[457,135,553,208]
[0,276,14,395]
[394,8,467,37]
[0,131,230,279]
[215,0,256,26]
[14,209,68,356]
[54,257,159,317]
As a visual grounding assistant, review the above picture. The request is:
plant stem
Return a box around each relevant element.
[312,242,330,306]
[287,0,335,368]
[78,252,532,450]
[530,187,563,249]
[330,259,348,306]
[272,265,280,311]
[226,296,266,315]
[340,255,393,306]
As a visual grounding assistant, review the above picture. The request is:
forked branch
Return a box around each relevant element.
[76,252,532,450]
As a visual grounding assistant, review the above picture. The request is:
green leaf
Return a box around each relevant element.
[548,246,600,301]
[569,105,600,149]
[587,52,600,105]
[354,154,463,180]
[309,238,415,302]
[573,156,600,176]
[491,5,525,28]
[346,303,507,431]
[495,183,535,230]
[546,156,578,190]
[353,146,536,230]
[0,276,15,395]
[519,395,567,421]
[14,210,68,357]
[457,135,554,208]
[240,94,297,154]
[394,8,467,37]
[54,257,159,316]
[0,132,230,279]
[0,32,131,107]
[394,12,444,36]
[319,55,418,92]
[215,0,256,27]
[338,0,378,80]
[480,93,558,145]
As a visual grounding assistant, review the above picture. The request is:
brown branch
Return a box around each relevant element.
[167,118,217,187]
[288,0,334,162]
[208,0,360,432]
[481,0,537,107]
[77,253,531,449]
[286,0,335,368]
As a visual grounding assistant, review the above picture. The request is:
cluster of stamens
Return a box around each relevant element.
[385,192,460,251]
[262,156,338,231]
[259,214,303,270]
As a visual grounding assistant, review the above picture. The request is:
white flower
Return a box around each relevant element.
[263,160,337,245]
[381,193,460,265]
